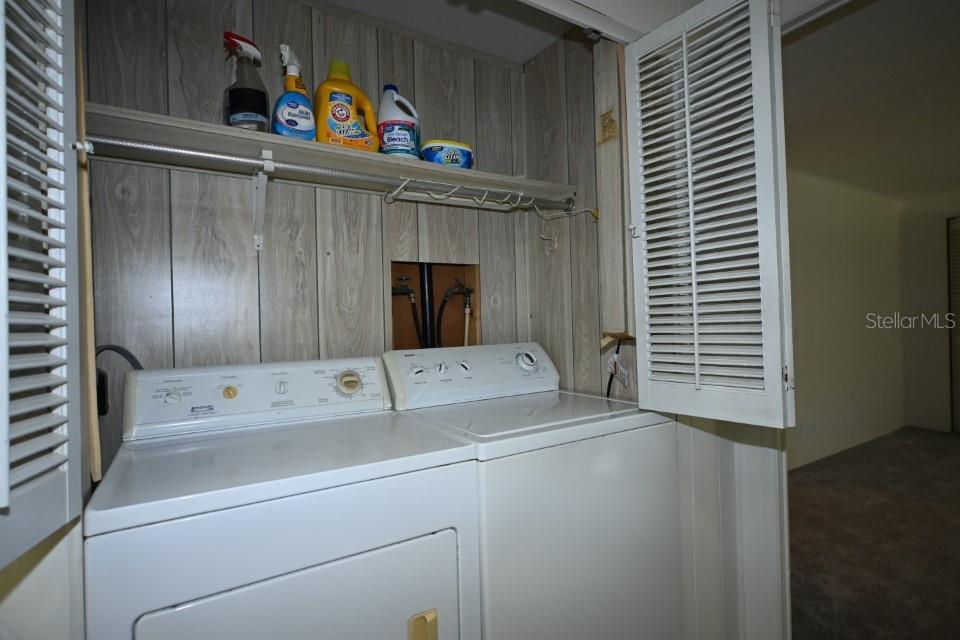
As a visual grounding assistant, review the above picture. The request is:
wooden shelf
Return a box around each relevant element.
[84,103,576,210]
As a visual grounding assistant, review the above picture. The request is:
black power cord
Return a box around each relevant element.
[96,344,145,369]
[95,344,145,417]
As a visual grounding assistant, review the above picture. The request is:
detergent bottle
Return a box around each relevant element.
[271,44,316,140]
[377,84,419,159]
[223,32,269,131]
[315,60,378,152]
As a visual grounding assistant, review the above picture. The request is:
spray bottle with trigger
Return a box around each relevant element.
[271,44,316,140]
[223,32,269,132]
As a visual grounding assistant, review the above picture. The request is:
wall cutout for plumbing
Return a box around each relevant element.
[390,262,480,350]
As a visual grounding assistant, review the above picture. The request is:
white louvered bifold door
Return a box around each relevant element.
[625,0,795,428]
[1,0,80,569]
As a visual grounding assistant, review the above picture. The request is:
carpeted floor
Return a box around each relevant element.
[790,427,960,639]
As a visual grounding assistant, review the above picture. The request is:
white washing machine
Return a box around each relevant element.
[84,357,481,640]
[383,343,683,640]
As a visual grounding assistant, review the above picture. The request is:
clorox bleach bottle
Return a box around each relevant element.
[377,84,420,159]
[271,44,316,140]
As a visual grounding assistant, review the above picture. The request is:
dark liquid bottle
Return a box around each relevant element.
[223,41,269,132]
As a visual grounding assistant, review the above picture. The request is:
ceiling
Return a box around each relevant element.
[782,0,960,200]
[325,0,571,64]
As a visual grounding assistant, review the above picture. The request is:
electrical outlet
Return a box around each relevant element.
[606,352,629,388]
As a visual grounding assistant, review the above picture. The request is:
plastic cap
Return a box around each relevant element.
[328,59,352,81]
[383,83,398,93]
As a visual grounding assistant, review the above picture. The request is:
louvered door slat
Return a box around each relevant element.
[626,0,794,428]
[2,0,78,570]
[9,412,68,440]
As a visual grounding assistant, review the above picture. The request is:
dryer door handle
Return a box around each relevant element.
[408,608,438,640]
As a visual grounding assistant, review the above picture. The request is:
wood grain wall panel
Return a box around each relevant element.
[511,71,531,341]
[312,10,385,358]
[313,10,379,101]
[171,172,261,366]
[253,0,315,104]
[259,183,320,362]
[509,70,526,178]
[564,36,602,394]
[86,0,167,113]
[316,189,385,358]
[523,40,574,387]
[90,161,173,468]
[251,0,320,362]
[414,42,478,265]
[378,30,418,348]
[167,0,251,123]
[378,31,419,264]
[475,62,517,344]
[593,40,629,334]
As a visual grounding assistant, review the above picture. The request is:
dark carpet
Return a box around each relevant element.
[790,427,960,640]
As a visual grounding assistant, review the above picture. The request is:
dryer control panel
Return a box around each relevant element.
[123,358,390,441]
[382,343,560,410]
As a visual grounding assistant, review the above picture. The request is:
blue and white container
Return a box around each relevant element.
[421,139,474,169]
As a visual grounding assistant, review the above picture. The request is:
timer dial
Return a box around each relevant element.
[516,351,538,371]
[336,370,363,396]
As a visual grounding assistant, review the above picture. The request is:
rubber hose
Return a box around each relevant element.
[410,298,425,348]
[436,297,450,347]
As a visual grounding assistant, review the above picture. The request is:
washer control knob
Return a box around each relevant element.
[336,370,363,396]
[459,360,471,372]
[517,351,538,371]
[411,366,425,376]
[437,362,449,376]
[275,381,288,395]
[164,391,182,404]
[222,385,239,400]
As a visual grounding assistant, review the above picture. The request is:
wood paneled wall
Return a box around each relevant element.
[85,0,525,465]
[521,36,638,400]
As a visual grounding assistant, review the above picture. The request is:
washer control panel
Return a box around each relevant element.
[382,342,559,410]
[123,358,390,441]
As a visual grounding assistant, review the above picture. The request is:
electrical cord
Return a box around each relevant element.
[605,339,622,398]
[436,296,450,347]
[95,344,145,370]
[94,344,145,419]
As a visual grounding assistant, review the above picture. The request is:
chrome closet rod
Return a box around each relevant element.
[84,135,575,213]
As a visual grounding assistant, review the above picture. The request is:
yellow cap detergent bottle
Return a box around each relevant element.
[315,60,379,152]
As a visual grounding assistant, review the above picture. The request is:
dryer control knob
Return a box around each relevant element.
[164,391,182,404]
[336,370,363,396]
[275,381,288,394]
[517,351,538,371]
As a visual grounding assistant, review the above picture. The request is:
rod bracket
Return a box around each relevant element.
[251,151,274,251]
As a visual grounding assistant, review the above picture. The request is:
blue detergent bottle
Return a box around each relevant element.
[271,44,316,140]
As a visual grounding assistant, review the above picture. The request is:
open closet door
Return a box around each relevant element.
[625,0,794,428]
[0,0,81,569]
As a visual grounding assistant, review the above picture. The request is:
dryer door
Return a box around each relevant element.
[134,529,459,639]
